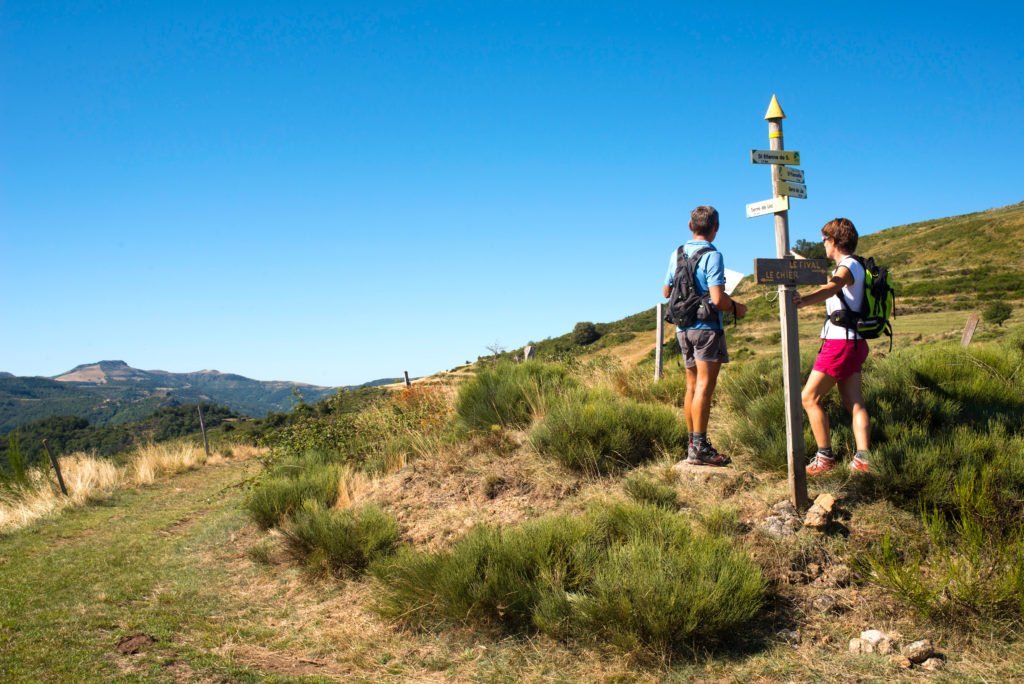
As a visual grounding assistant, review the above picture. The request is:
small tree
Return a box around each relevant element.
[571,322,600,346]
[793,239,827,260]
[983,301,1013,327]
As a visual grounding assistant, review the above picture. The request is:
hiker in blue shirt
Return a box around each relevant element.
[663,205,747,466]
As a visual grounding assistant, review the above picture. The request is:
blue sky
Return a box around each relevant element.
[2,2,1022,386]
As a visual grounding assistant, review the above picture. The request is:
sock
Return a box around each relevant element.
[816,447,834,460]
[854,449,870,462]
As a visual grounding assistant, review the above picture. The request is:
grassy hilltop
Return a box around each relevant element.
[2,202,1024,682]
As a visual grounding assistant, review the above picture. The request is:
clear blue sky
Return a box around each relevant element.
[2,2,1022,386]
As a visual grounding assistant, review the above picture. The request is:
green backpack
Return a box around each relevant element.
[828,256,896,350]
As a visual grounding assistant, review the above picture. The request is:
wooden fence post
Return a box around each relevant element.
[197,404,210,458]
[403,371,411,387]
[961,313,980,347]
[655,303,664,380]
[42,439,68,496]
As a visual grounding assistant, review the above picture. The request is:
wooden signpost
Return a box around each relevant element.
[747,95,809,510]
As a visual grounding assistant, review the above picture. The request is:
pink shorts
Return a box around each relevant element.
[813,339,869,380]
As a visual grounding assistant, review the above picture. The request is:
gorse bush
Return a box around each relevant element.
[859,475,1024,627]
[530,390,687,474]
[720,336,1024,512]
[245,451,342,529]
[455,361,577,431]
[371,502,765,653]
[281,501,400,576]
[611,367,687,408]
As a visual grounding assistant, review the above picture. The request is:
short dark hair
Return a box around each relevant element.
[821,218,858,253]
[690,205,719,235]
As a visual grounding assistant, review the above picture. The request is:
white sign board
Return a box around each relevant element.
[777,181,807,199]
[746,195,789,218]
[779,167,804,183]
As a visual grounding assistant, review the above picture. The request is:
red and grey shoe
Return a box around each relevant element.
[849,455,870,473]
[806,452,837,475]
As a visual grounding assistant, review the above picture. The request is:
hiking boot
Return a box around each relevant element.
[806,452,837,475]
[686,439,731,467]
[849,455,870,473]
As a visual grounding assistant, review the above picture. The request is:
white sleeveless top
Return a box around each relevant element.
[821,255,865,340]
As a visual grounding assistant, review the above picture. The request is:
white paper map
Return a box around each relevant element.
[724,268,745,296]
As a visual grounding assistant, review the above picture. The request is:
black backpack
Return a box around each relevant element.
[828,255,896,350]
[664,246,720,328]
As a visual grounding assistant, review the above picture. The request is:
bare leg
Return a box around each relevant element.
[837,372,870,451]
[801,370,838,449]
[691,361,722,433]
[684,365,698,433]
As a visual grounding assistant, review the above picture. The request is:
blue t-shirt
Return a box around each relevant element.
[664,240,726,330]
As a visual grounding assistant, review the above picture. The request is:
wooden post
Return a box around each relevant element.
[765,95,809,510]
[961,313,980,347]
[42,439,68,496]
[197,404,210,458]
[655,303,664,380]
[403,371,411,387]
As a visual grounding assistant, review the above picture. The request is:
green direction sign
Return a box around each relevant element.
[751,149,800,165]
[779,167,804,183]
[754,258,829,285]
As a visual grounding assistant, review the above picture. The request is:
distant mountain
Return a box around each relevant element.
[1,361,341,433]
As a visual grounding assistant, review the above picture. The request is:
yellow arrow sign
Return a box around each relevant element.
[751,149,800,165]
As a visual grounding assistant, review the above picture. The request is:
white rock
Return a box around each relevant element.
[921,657,944,671]
[860,629,889,646]
[777,628,800,645]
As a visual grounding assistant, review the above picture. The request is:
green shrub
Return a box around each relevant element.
[719,338,1024,513]
[281,501,400,575]
[530,390,687,474]
[612,367,687,408]
[858,475,1024,626]
[455,361,576,431]
[371,502,765,653]
[245,452,342,529]
[571,321,600,346]
[623,473,678,509]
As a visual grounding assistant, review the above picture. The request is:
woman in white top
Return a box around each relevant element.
[793,218,872,474]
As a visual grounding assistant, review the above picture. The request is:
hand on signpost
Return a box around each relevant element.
[792,291,804,309]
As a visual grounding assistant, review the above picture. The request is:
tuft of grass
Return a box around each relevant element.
[370,502,766,654]
[130,442,206,485]
[455,361,577,431]
[530,390,686,474]
[623,473,678,509]
[280,501,400,576]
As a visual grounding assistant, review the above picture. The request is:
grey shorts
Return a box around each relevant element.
[677,328,729,368]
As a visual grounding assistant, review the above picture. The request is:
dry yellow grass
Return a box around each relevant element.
[0,441,266,535]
